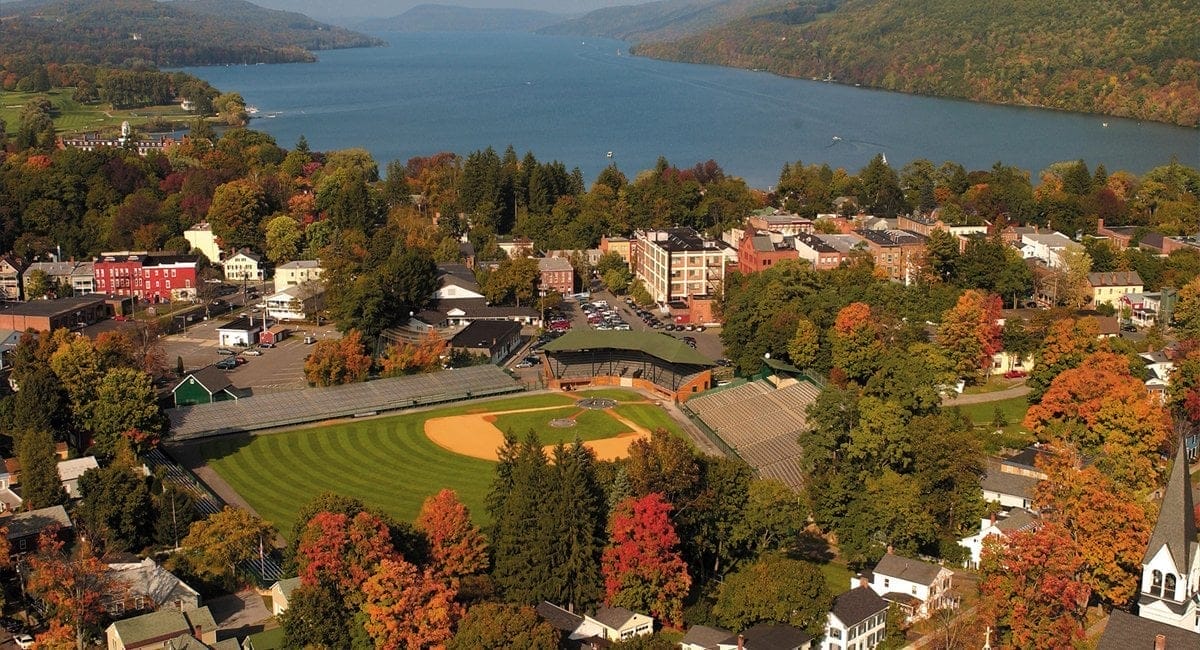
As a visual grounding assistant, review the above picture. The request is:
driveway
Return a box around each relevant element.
[207,589,274,642]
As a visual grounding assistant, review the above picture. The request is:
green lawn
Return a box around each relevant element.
[574,388,646,402]
[953,395,1035,453]
[818,560,854,596]
[1,88,195,136]
[492,407,632,444]
[193,393,691,538]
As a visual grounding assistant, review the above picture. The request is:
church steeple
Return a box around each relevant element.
[1143,440,1196,573]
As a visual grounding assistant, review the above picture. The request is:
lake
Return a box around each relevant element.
[183,32,1200,189]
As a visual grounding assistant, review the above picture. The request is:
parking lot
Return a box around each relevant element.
[161,301,340,395]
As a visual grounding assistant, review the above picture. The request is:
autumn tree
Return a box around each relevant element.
[602,494,691,628]
[936,289,1002,382]
[787,318,820,369]
[178,507,276,586]
[415,489,489,582]
[712,553,833,638]
[829,302,883,384]
[26,532,113,650]
[86,368,164,455]
[1024,351,1171,492]
[380,330,448,377]
[303,330,373,386]
[449,603,560,650]
[1026,317,1104,401]
[296,510,396,605]
[207,179,268,250]
[979,524,1090,649]
[361,558,462,649]
[264,215,303,264]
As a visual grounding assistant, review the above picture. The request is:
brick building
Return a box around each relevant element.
[537,257,575,295]
[737,230,798,274]
[94,252,200,302]
[853,230,928,283]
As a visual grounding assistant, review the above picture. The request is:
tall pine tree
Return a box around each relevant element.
[543,441,605,611]
[488,432,554,603]
[17,429,68,509]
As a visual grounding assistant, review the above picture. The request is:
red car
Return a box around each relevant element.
[235,356,248,365]
[1003,369,1027,379]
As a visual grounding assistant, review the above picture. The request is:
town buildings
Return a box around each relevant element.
[183,222,222,264]
[0,255,27,301]
[23,260,95,297]
[273,260,324,293]
[222,249,266,282]
[633,228,734,305]
[537,256,575,295]
[93,252,200,302]
[737,230,798,274]
[853,229,928,283]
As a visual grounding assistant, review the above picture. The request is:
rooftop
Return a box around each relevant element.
[175,366,234,396]
[719,623,812,650]
[0,294,107,318]
[854,229,926,247]
[873,553,946,586]
[543,330,715,366]
[537,257,574,272]
[640,227,719,252]
[590,606,641,630]
[831,586,889,627]
[1087,271,1144,287]
[56,456,98,483]
[216,316,267,332]
[5,505,72,539]
[1097,609,1200,649]
[679,625,732,649]
[536,601,583,633]
[449,320,522,351]
[108,607,214,648]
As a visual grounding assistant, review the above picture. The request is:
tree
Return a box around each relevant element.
[979,524,1090,649]
[380,330,448,376]
[280,583,355,650]
[4,364,70,439]
[543,442,606,611]
[416,489,489,582]
[26,533,113,650]
[24,269,54,299]
[1058,245,1093,309]
[263,215,303,264]
[1026,317,1104,401]
[936,289,1002,382]
[296,510,396,604]
[830,302,883,384]
[449,603,560,650]
[86,368,164,455]
[362,558,462,649]
[602,494,691,628]
[303,330,372,386]
[712,553,832,638]
[624,429,700,507]
[1175,276,1200,338]
[49,337,103,431]
[924,229,960,282]
[178,507,276,586]
[488,433,555,603]
[1034,450,1153,606]
[787,318,820,368]
[75,463,154,552]
[16,429,69,509]
[730,479,806,556]
[207,179,268,250]
[154,484,197,548]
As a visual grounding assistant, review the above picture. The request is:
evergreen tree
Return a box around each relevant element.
[17,429,69,509]
[488,432,554,603]
[543,441,605,610]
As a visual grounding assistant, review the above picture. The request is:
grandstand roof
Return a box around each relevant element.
[543,330,715,366]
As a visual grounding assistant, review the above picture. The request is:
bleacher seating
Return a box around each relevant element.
[686,379,818,491]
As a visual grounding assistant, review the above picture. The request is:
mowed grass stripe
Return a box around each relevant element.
[196,394,691,537]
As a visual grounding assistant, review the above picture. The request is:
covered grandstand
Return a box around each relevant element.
[167,365,522,440]
[541,330,715,402]
[683,378,821,490]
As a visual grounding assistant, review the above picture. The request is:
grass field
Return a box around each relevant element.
[613,403,685,436]
[193,391,683,537]
[0,88,195,136]
[952,395,1035,453]
[491,407,631,443]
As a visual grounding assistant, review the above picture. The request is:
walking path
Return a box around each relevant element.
[943,383,1030,406]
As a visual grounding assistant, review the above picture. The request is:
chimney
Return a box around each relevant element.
[1154,634,1166,650]
[859,575,869,589]
[990,513,997,526]
[737,634,745,650]
[193,625,202,641]
[886,544,894,555]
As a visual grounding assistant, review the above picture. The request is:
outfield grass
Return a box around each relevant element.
[194,392,689,538]
[574,388,646,402]
[0,88,195,136]
[492,407,631,444]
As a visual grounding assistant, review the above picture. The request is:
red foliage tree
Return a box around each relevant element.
[361,557,462,649]
[979,523,1090,649]
[296,511,396,604]
[601,494,691,628]
[415,489,488,582]
[25,531,113,650]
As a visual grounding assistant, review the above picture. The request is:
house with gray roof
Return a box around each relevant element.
[820,586,888,650]
[681,624,734,650]
[173,367,241,408]
[104,558,201,616]
[957,508,1040,569]
[716,623,812,650]
[269,577,300,616]
[861,552,954,623]
[1097,609,1200,649]
[535,601,653,646]
[5,504,71,556]
[105,606,216,650]
[57,455,99,499]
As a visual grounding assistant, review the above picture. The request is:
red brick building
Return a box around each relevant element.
[538,257,575,295]
[94,251,200,303]
[737,230,798,274]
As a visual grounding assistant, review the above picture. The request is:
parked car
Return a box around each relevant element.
[14,634,34,649]
[1121,324,1137,332]
[216,357,237,370]
[1003,369,1028,379]
[235,356,248,365]
[259,342,275,348]
[304,336,317,344]
[217,348,236,355]
[243,349,263,356]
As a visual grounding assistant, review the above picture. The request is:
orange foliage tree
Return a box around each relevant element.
[1024,351,1172,492]
[602,494,691,628]
[26,531,113,650]
[303,330,373,387]
[361,558,462,649]
[935,289,1002,382]
[380,330,447,377]
[1035,448,1153,606]
[415,489,489,583]
[296,511,396,605]
[829,302,883,384]
[1027,317,1104,400]
[979,523,1090,649]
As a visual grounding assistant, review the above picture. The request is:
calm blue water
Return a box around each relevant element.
[182,32,1200,189]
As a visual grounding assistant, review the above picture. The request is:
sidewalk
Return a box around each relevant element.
[943,383,1030,406]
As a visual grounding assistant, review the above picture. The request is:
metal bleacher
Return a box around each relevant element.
[685,379,820,491]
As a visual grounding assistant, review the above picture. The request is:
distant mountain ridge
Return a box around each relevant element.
[368,4,567,33]
[0,0,384,66]
[539,0,788,42]
[561,0,1200,127]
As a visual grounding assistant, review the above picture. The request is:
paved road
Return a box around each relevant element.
[943,382,1030,406]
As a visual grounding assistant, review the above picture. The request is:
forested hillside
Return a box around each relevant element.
[371,4,565,33]
[0,0,384,66]
[540,0,806,43]
[632,0,1200,127]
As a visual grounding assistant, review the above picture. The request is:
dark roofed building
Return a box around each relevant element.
[0,294,109,332]
[173,366,241,407]
[415,298,541,329]
[717,623,812,650]
[536,601,583,636]
[737,230,798,274]
[681,625,733,650]
[1098,609,1200,649]
[6,505,72,555]
[825,586,889,649]
[866,553,955,622]
[449,320,522,364]
[853,229,927,282]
